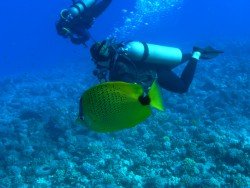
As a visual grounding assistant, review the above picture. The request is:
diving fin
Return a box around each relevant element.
[193,46,224,60]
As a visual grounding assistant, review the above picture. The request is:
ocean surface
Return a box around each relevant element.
[0,0,249,187]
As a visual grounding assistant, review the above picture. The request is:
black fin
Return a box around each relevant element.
[193,46,224,60]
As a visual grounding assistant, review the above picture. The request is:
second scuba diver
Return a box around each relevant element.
[56,0,112,45]
[90,40,223,94]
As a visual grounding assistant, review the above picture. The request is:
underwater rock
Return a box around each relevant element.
[181,158,199,175]
[0,169,5,178]
[19,110,43,121]
[203,177,222,187]
[7,166,21,176]
[57,150,70,160]
[0,177,12,187]
[175,103,189,112]
[0,126,11,137]
[80,162,96,175]
[230,174,249,187]
[167,176,181,186]
[35,177,51,187]
[144,176,169,188]
[224,148,244,164]
[35,165,53,176]
[180,174,201,187]
[5,153,20,166]
[201,78,218,90]
[44,117,65,141]
[22,145,34,157]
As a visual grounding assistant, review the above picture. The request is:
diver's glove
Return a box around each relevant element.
[193,46,224,60]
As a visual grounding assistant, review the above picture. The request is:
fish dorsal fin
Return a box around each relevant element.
[148,81,164,111]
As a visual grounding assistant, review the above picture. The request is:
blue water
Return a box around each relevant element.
[1,0,249,76]
[0,0,249,187]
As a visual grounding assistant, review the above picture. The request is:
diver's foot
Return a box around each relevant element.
[193,46,224,60]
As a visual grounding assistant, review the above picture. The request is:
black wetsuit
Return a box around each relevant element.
[94,46,198,94]
[157,54,198,94]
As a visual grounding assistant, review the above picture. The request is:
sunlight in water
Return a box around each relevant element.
[111,0,183,40]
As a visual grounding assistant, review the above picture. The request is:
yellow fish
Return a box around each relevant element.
[77,81,164,132]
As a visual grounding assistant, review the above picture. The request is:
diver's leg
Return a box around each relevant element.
[181,53,192,63]
[170,53,192,69]
[157,47,223,93]
[157,56,198,93]
[92,0,112,18]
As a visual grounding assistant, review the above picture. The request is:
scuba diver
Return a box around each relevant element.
[56,0,112,45]
[90,40,223,94]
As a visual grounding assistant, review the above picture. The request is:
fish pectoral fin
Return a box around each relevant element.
[148,80,164,111]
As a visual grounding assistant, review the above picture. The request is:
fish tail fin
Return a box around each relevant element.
[148,81,164,111]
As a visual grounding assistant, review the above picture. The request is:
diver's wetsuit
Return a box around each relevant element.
[94,49,198,94]
[56,0,112,44]
[90,0,112,18]
[157,54,198,93]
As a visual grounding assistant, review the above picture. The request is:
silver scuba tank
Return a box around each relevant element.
[83,0,95,8]
[69,0,95,18]
[124,41,183,68]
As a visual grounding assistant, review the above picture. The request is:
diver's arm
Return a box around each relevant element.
[157,58,198,94]
[91,0,112,18]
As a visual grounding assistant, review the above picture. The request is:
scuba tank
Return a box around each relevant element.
[124,41,183,68]
[67,0,95,19]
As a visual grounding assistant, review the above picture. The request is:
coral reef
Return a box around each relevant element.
[0,45,249,187]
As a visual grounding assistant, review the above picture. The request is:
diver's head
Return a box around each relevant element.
[90,40,112,61]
